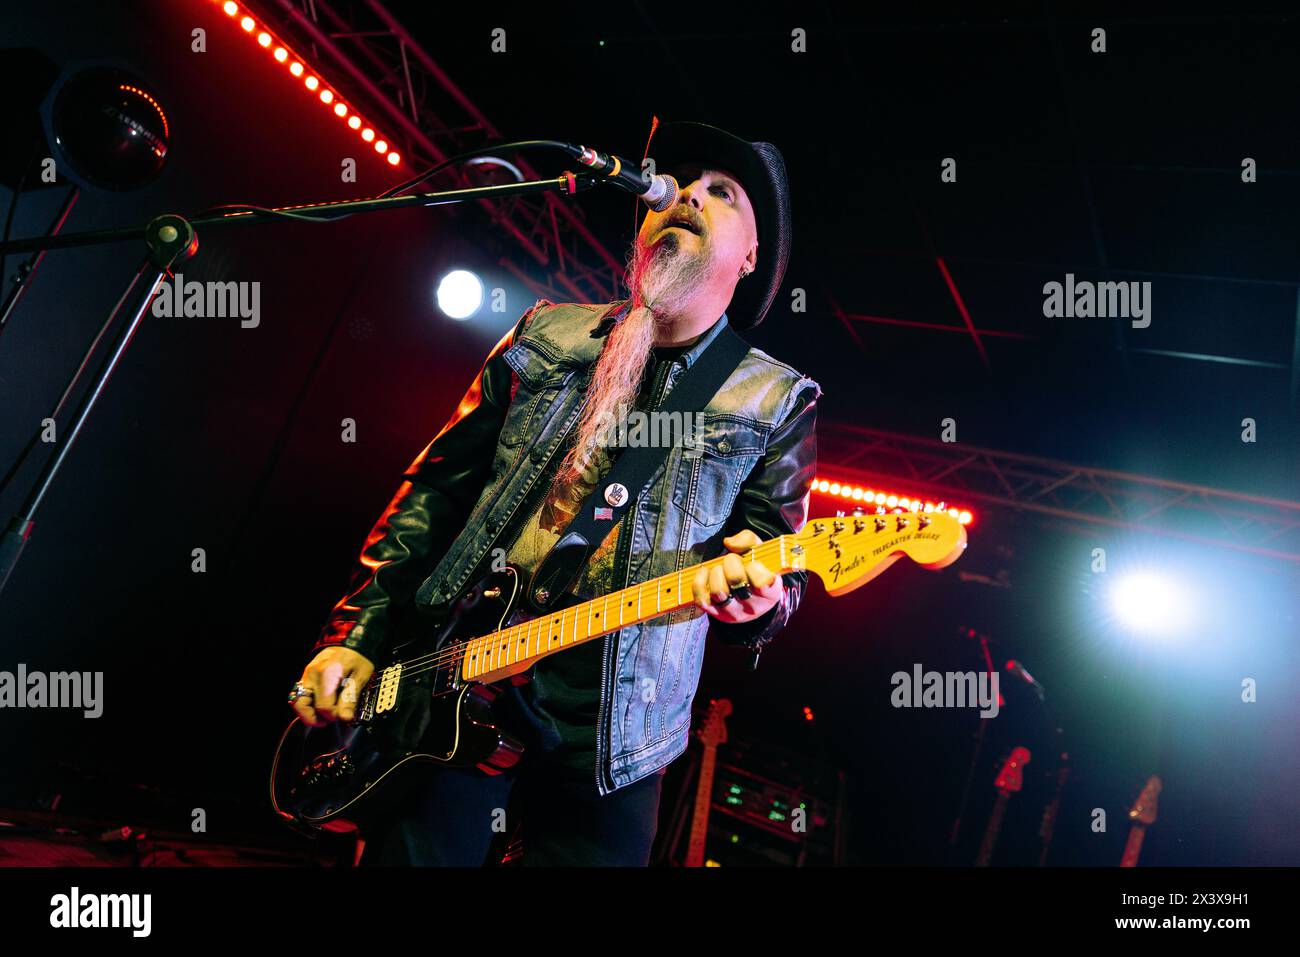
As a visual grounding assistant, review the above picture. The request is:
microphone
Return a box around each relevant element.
[1005,660,1047,700]
[568,144,679,211]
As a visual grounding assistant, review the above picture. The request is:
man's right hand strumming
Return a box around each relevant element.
[290,648,375,727]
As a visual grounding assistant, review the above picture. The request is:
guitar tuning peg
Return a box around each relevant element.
[851,506,865,517]
[835,509,845,518]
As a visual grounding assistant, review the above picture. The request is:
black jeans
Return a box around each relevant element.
[357,756,666,867]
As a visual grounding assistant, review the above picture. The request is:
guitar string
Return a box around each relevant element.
[365,518,926,690]
[381,536,794,685]
[369,520,935,688]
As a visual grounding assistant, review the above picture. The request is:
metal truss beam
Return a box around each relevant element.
[256,0,625,305]
[818,423,1300,563]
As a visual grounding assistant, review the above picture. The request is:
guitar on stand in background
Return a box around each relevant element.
[683,698,732,867]
[975,746,1032,866]
[1120,775,1162,867]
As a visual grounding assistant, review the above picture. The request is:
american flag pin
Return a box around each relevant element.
[594,506,614,520]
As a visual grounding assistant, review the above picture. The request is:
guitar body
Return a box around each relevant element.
[270,570,532,832]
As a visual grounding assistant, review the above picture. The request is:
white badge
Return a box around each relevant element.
[604,482,629,507]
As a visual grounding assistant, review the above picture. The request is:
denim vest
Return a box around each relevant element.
[413,300,818,794]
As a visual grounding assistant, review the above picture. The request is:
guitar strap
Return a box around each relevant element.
[525,321,750,613]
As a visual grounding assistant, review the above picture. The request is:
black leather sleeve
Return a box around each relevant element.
[709,375,821,666]
[312,301,549,665]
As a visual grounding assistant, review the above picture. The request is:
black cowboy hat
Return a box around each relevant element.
[638,120,792,330]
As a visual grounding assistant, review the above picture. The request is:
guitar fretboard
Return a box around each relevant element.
[975,792,1010,867]
[686,745,719,867]
[459,536,793,682]
[1120,825,1146,867]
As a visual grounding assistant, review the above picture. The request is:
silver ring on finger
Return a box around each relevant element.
[288,682,313,703]
[714,593,734,608]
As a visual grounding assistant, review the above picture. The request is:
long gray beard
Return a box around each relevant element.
[559,236,708,482]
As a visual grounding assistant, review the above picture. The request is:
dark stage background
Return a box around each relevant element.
[0,1,1297,866]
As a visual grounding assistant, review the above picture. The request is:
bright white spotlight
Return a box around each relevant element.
[1110,572,1192,636]
[436,270,484,319]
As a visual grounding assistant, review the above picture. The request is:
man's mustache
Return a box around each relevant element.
[657,207,706,237]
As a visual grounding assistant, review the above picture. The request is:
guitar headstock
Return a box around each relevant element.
[994,746,1032,794]
[697,698,733,747]
[1128,775,1162,826]
[788,508,967,595]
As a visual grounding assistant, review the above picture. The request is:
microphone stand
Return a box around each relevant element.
[1007,661,1069,864]
[947,631,997,856]
[0,171,605,597]
[0,186,81,341]
[1033,698,1068,866]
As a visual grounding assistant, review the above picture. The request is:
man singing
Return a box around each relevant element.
[288,121,820,865]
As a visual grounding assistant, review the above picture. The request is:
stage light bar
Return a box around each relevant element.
[213,0,401,167]
[812,476,973,525]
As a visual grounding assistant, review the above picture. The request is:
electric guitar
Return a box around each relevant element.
[1119,775,1162,867]
[684,698,732,867]
[270,507,967,831]
[975,746,1031,866]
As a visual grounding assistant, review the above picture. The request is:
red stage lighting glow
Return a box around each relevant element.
[212,0,401,167]
[813,476,974,524]
[119,84,170,139]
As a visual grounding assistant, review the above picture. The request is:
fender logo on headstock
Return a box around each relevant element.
[828,553,867,583]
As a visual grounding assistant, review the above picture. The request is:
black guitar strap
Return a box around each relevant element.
[526,322,750,612]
